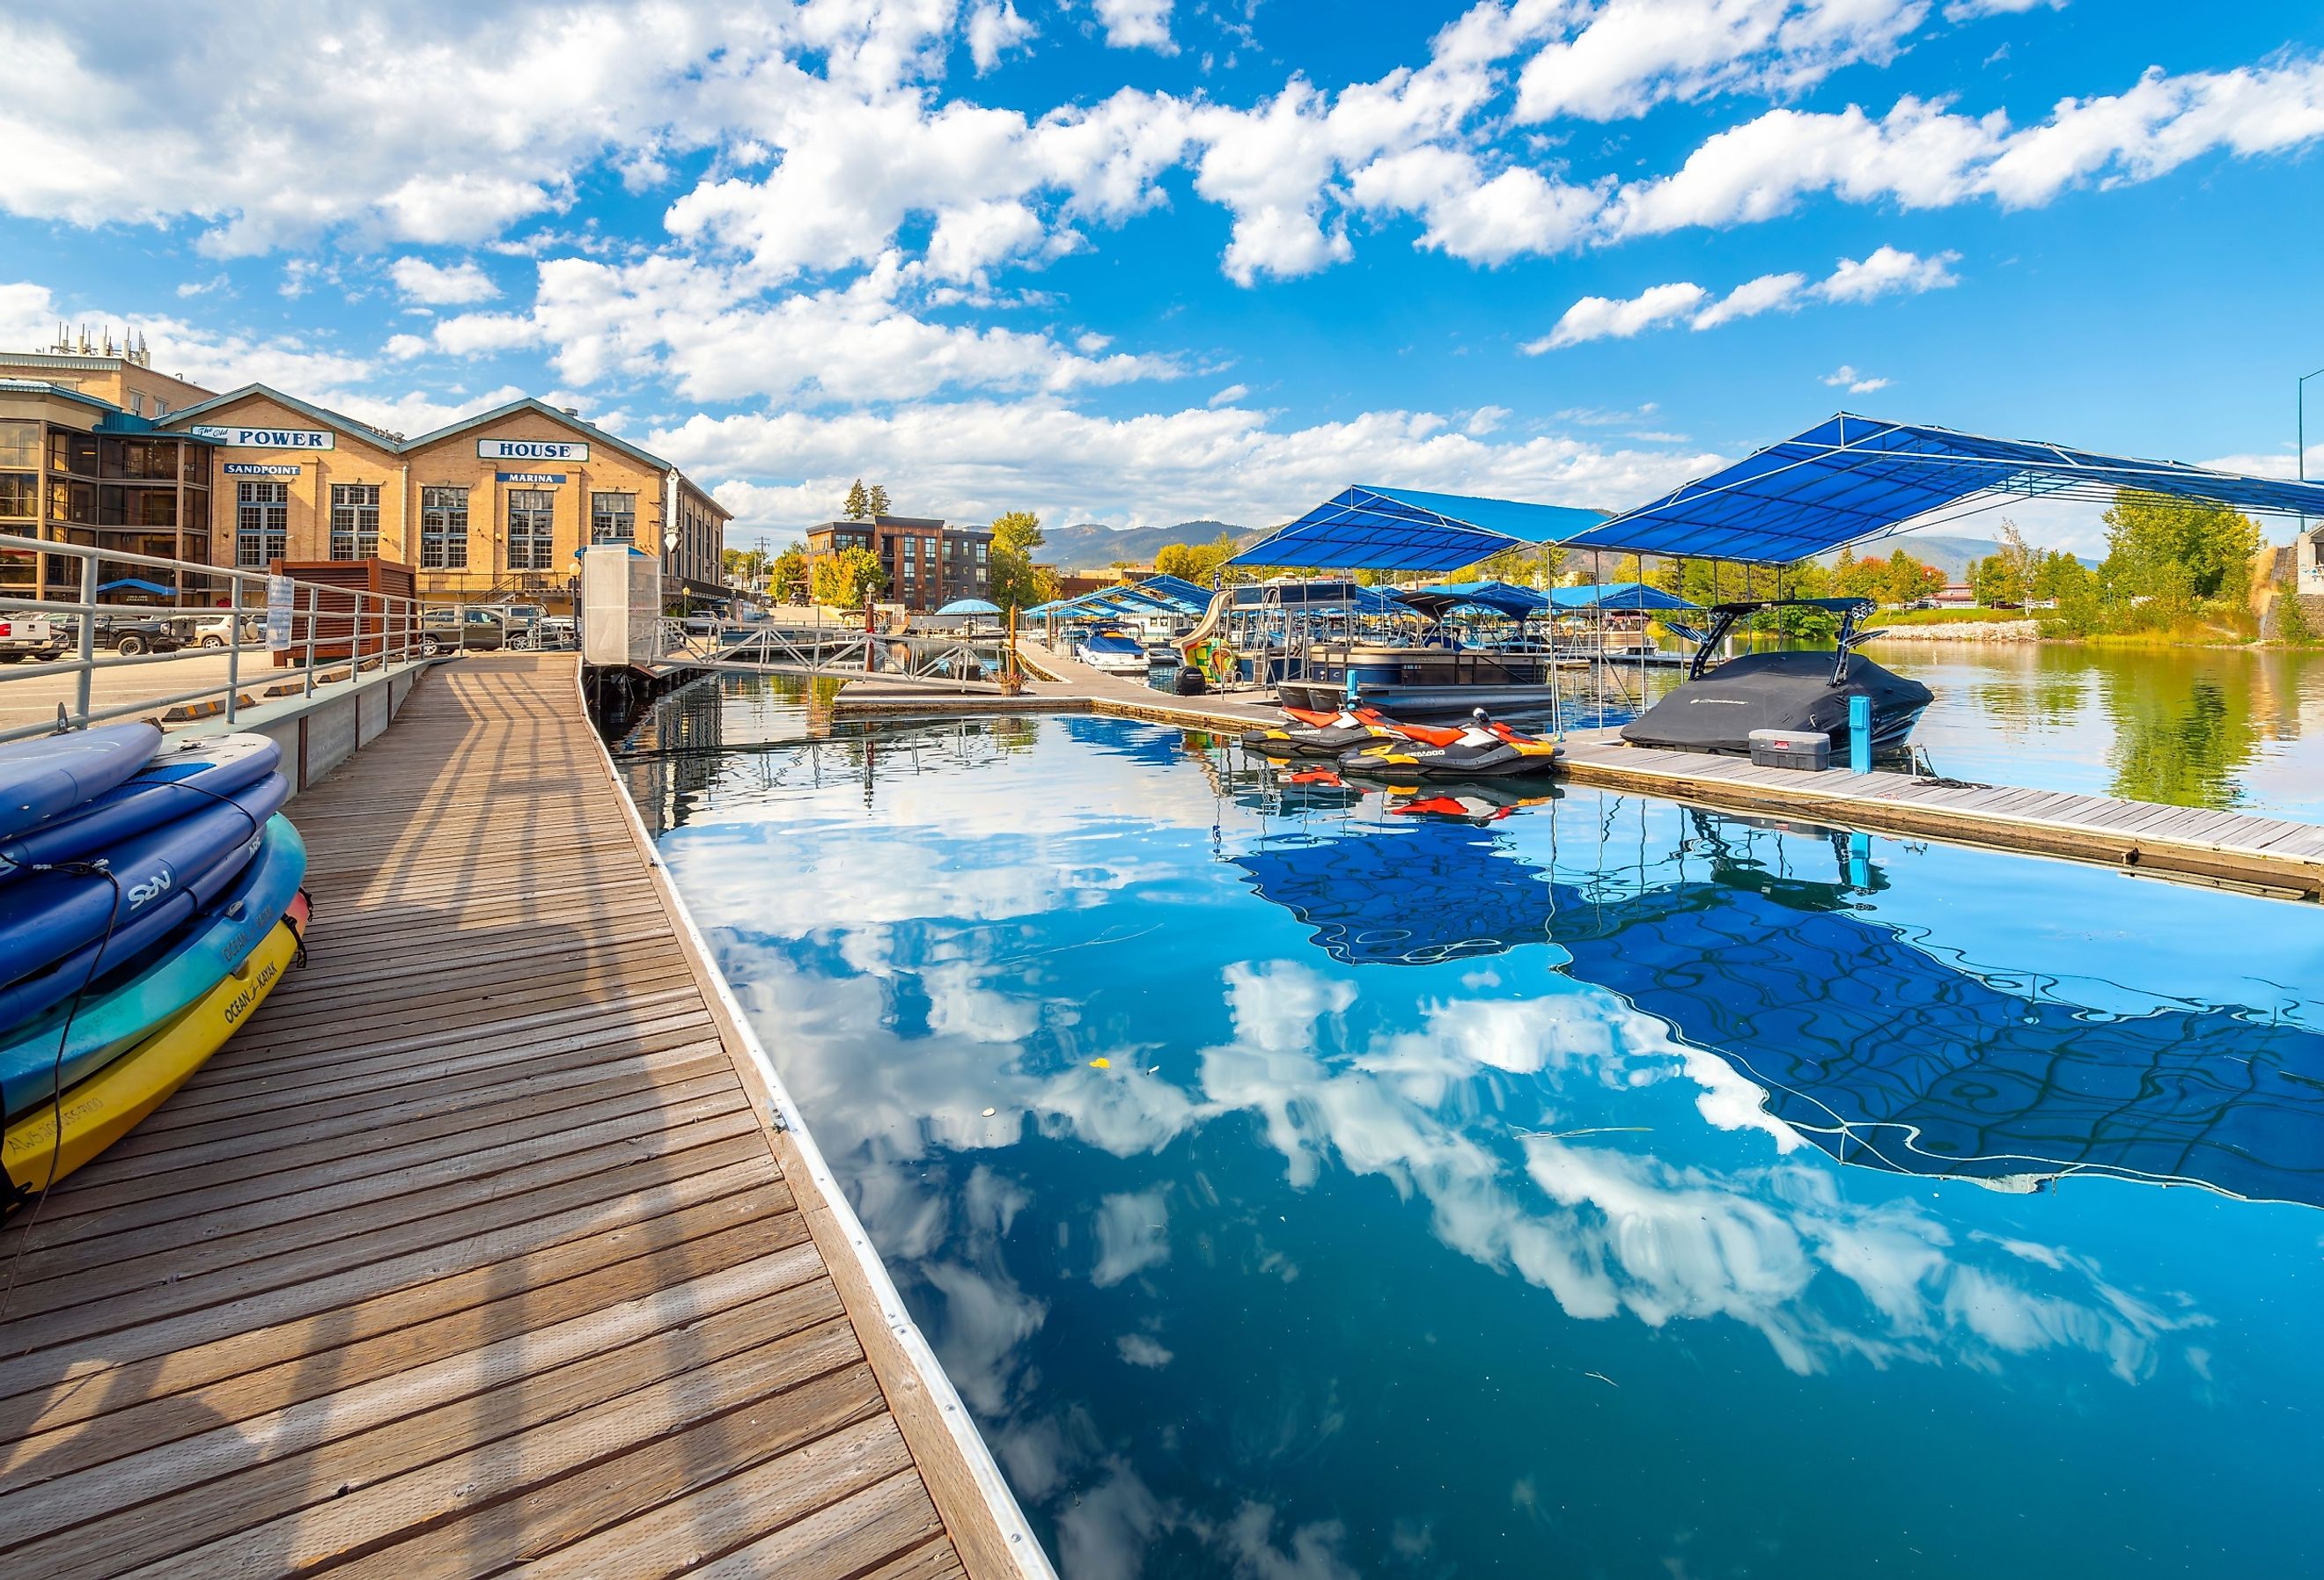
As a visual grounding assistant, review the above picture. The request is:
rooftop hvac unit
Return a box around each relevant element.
[582,546,662,665]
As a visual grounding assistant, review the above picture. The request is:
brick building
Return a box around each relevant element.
[0,343,730,611]
[804,514,991,613]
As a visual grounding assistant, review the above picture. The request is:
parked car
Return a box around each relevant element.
[0,611,66,663]
[533,615,578,650]
[418,606,507,656]
[184,612,261,648]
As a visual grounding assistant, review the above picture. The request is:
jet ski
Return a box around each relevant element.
[1338,709,1563,778]
[1386,780,1559,826]
[1621,598,1932,758]
[1240,703,1460,757]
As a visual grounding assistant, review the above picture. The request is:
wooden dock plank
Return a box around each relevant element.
[0,655,1019,1579]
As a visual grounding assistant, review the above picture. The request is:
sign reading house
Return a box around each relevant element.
[188,423,335,451]
[478,438,590,463]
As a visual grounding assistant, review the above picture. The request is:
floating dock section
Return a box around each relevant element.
[0,654,1049,1579]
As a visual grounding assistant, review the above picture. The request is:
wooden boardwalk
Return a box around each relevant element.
[0,654,1043,1579]
[849,643,2324,900]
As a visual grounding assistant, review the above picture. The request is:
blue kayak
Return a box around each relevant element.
[0,815,307,1121]
[0,772,290,1025]
[0,733,282,883]
[0,724,163,841]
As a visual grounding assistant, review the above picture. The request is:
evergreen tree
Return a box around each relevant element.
[843,479,871,520]
[866,484,892,518]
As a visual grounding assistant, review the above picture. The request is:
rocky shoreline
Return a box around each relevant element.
[1866,620,2042,643]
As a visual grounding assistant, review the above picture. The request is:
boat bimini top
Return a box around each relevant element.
[1677,598,1891,683]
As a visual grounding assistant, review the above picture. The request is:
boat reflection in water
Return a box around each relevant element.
[1236,768,2324,1210]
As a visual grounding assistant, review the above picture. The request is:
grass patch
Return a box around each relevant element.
[1877,607,2036,626]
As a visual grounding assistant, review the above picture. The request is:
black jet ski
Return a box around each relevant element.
[1339,709,1564,778]
[1240,703,1461,757]
[1621,598,1931,757]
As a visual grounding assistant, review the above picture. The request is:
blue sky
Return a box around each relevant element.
[6,0,2322,553]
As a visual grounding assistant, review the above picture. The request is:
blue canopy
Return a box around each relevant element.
[934,598,1000,615]
[1396,580,1550,620]
[1230,486,1608,573]
[98,577,175,596]
[1546,581,1699,613]
[1564,412,2324,565]
[1134,574,1215,613]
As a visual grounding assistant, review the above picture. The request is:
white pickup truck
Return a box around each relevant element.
[0,611,66,663]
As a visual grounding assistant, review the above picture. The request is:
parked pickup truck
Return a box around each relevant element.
[0,612,66,663]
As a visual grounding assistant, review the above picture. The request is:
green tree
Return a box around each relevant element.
[867,484,892,518]
[843,479,871,520]
[1155,533,1239,585]
[810,544,886,607]
[2100,489,2262,602]
[2030,548,2092,605]
[769,546,809,600]
[984,510,1054,613]
[1881,547,1943,606]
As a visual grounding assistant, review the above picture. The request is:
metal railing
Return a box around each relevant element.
[0,531,437,742]
[654,618,1009,687]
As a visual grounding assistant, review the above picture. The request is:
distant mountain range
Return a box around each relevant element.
[1041,519,1250,570]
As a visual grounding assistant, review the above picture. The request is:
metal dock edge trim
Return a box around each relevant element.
[577,668,1060,1580]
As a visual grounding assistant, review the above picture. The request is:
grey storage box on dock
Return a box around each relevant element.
[1749,728,1831,770]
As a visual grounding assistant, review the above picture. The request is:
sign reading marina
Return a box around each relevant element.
[188,423,335,451]
[496,472,567,484]
[478,438,589,463]
[222,462,303,476]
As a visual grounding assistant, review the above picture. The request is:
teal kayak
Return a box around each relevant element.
[0,814,308,1121]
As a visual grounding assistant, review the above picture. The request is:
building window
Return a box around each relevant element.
[237,481,288,567]
[154,398,169,418]
[421,486,469,570]
[0,423,34,468]
[330,482,380,560]
[592,490,636,544]
[0,474,35,520]
[508,489,554,570]
[128,393,144,416]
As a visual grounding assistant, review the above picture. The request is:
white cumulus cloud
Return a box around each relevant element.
[388,257,499,305]
[1093,0,1177,55]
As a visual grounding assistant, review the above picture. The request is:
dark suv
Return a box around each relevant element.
[418,606,508,656]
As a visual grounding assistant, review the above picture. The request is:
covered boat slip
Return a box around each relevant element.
[0,655,1044,1580]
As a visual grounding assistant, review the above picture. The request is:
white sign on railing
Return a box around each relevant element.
[479,438,589,462]
[265,575,295,651]
[188,424,336,451]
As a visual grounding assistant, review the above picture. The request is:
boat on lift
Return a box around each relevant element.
[1076,628,1151,677]
[1620,598,1931,757]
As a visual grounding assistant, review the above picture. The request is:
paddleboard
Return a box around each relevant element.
[0,817,307,1119]
[0,733,281,883]
[3,908,302,1214]
[0,724,162,841]
[0,772,288,1026]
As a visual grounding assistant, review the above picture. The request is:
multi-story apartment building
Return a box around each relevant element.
[804,514,991,613]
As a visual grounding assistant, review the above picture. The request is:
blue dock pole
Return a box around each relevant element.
[1848,694,1872,775]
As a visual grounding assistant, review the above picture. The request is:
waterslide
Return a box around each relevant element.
[1177,591,1239,686]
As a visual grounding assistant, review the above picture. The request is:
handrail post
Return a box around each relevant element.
[304,584,319,697]
[73,554,96,729]
[225,597,241,724]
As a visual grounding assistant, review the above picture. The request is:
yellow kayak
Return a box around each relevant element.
[4,911,302,1210]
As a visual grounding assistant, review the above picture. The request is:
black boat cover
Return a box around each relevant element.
[1620,650,1931,753]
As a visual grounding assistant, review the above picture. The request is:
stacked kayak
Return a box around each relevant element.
[0,724,308,1213]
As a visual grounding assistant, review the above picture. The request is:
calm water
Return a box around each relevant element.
[622,673,2324,1580]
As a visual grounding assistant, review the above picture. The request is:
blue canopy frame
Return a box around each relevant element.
[1230,486,1607,573]
[1547,582,1699,613]
[1563,413,2324,564]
